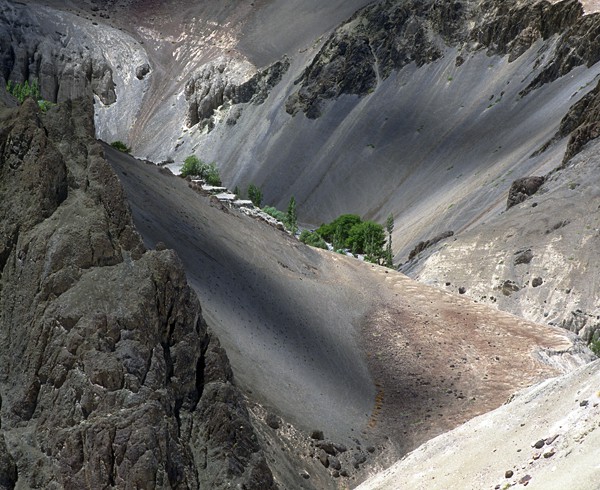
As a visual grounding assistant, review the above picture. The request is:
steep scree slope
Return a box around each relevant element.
[0,98,274,488]
[108,145,592,486]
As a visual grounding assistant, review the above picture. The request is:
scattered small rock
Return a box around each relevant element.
[545,435,559,445]
[316,441,337,455]
[318,451,329,468]
[366,445,375,453]
[331,470,340,478]
[459,287,467,294]
[532,277,543,288]
[265,413,281,430]
[543,449,556,458]
[533,439,545,449]
[300,471,310,479]
[310,430,324,440]
[505,470,514,478]
[340,469,349,477]
[329,456,341,471]
[520,475,532,485]
[580,400,589,407]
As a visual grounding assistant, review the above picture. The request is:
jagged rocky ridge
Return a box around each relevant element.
[0,97,274,488]
[286,0,600,121]
[185,56,290,131]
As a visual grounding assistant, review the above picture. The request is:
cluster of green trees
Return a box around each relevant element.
[180,155,222,186]
[6,79,53,111]
[301,213,394,266]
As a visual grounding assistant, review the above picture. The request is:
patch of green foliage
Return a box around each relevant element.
[6,79,54,112]
[262,206,288,223]
[346,221,386,262]
[384,213,394,268]
[262,196,298,234]
[180,155,221,185]
[590,331,600,357]
[299,230,327,249]
[316,214,362,250]
[247,184,263,207]
[286,196,298,235]
[316,213,388,263]
[110,141,131,153]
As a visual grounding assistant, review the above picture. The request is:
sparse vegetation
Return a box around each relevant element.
[384,213,394,268]
[590,331,600,357]
[111,140,131,153]
[247,184,263,207]
[6,79,54,112]
[180,155,221,185]
[262,206,287,223]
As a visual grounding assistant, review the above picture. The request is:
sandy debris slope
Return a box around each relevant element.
[357,359,600,490]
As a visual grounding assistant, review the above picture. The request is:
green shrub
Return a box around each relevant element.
[180,155,203,177]
[110,141,131,153]
[262,206,287,223]
[299,230,327,249]
[180,155,222,184]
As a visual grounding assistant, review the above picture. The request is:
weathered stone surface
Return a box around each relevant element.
[408,231,454,261]
[0,2,116,105]
[287,0,600,119]
[185,56,289,130]
[0,98,274,488]
[506,177,545,209]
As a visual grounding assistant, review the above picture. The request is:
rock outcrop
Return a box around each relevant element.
[286,0,600,119]
[0,1,116,105]
[185,56,289,130]
[506,176,545,209]
[0,98,274,488]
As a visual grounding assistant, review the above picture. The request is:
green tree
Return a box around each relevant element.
[233,186,241,198]
[247,184,263,207]
[385,213,394,268]
[316,214,362,245]
[346,221,386,261]
[180,155,202,177]
[286,196,298,234]
[205,163,222,186]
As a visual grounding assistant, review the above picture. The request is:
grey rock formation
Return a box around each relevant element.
[185,56,289,130]
[286,0,598,119]
[0,98,274,488]
[407,231,454,261]
[0,1,116,105]
[506,176,545,209]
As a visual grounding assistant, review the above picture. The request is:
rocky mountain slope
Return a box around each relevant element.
[357,358,600,490]
[2,0,600,487]
[107,145,593,487]
[0,97,274,488]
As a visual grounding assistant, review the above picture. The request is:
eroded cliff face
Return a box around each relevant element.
[0,98,274,488]
[286,0,600,119]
